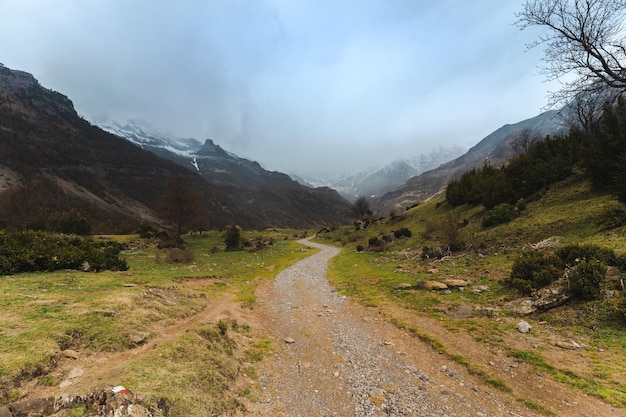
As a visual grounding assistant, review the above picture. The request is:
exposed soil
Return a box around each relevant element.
[17,240,624,416]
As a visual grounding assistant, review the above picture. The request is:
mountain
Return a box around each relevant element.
[294,146,465,201]
[0,64,351,232]
[90,118,353,228]
[377,109,569,212]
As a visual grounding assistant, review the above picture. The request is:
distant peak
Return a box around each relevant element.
[197,139,230,158]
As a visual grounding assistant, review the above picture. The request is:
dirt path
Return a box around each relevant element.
[248,239,620,417]
[18,239,622,416]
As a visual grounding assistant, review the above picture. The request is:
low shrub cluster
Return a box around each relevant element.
[482,203,516,228]
[0,231,128,275]
[507,243,621,298]
[166,248,195,263]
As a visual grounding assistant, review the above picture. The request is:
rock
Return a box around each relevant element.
[444,279,469,287]
[417,280,448,290]
[517,321,532,333]
[504,278,571,315]
[284,337,295,344]
[475,307,498,318]
[393,283,413,290]
[427,268,438,274]
[0,406,12,417]
[62,349,79,359]
[60,380,72,389]
[369,387,386,397]
[440,289,452,295]
[555,340,580,350]
[127,331,150,345]
[8,397,55,417]
[68,367,84,379]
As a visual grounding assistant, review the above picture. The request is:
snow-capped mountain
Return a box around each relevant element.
[88,117,353,227]
[91,118,203,157]
[293,146,465,201]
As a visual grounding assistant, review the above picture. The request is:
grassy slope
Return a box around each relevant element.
[0,230,314,416]
[315,174,626,408]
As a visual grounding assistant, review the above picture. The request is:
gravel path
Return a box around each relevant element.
[250,239,532,417]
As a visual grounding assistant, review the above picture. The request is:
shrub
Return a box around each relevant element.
[508,250,562,294]
[355,245,365,252]
[599,206,626,229]
[568,260,607,300]
[224,226,242,251]
[0,231,127,274]
[482,203,515,228]
[393,228,412,239]
[166,248,195,263]
[137,223,168,239]
[556,244,617,266]
[367,236,387,252]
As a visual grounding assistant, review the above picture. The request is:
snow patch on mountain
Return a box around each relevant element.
[87,118,203,157]
[293,146,466,201]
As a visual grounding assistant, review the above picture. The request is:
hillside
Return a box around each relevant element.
[0,65,352,232]
[377,109,568,212]
[0,65,236,232]
[91,118,353,229]
[315,172,626,413]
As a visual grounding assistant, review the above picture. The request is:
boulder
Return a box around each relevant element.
[417,280,448,290]
[504,279,571,315]
[443,279,469,287]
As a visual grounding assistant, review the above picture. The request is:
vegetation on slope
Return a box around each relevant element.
[316,172,626,408]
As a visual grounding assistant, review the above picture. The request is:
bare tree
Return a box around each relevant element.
[156,176,205,237]
[351,196,371,220]
[516,0,626,110]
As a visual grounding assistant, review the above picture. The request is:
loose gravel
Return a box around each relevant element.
[250,239,533,417]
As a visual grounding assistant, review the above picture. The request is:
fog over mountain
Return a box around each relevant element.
[0,1,562,177]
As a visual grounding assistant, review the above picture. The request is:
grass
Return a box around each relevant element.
[315,174,626,410]
[0,229,312,415]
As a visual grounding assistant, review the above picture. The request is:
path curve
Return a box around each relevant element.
[250,239,533,417]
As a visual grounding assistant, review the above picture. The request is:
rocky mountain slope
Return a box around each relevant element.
[92,118,353,229]
[377,109,569,212]
[0,64,351,232]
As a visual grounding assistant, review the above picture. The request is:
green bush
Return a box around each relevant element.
[556,244,617,266]
[508,250,562,294]
[568,260,607,300]
[0,231,127,275]
[482,203,516,228]
[599,206,626,229]
[393,228,412,239]
[224,226,242,251]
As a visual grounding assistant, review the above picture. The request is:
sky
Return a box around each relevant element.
[0,0,558,176]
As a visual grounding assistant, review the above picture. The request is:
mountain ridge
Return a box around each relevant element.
[88,116,353,229]
[0,64,351,232]
[377,109,569,212]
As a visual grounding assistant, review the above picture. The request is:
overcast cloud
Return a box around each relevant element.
[0,1,556,176]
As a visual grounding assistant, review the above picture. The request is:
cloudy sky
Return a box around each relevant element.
[0,0,557,176]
